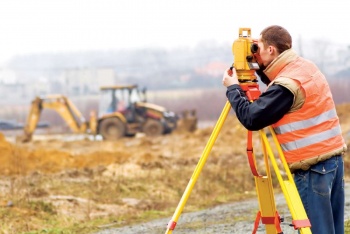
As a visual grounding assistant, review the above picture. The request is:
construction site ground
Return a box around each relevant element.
[0,103,349,234]
[96,183,350,233]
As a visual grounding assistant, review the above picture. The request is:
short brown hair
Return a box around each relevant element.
[260,25,292,54]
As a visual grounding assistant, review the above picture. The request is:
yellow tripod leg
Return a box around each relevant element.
[251,132,282,234]
[255,176,281,234]
[260,128,312,234]
[164,101,231,234]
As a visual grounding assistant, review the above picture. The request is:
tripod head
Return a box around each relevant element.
[231,28,261,101]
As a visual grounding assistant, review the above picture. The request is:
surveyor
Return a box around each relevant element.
[222,25,347,234]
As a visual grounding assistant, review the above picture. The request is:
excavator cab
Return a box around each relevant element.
[99,85,135,116]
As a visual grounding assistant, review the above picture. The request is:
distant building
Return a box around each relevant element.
[62,68,116,95]
[0,69,17,84]
[0,69,27,101]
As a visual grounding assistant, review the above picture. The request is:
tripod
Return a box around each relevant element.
[164,97,312,233]
[165,27,311,233]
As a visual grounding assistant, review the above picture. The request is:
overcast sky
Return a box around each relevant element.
[0,0,348,65]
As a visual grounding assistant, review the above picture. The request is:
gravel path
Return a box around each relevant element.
[96,182,350,234]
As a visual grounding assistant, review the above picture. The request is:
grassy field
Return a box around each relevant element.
[0,90,349,234]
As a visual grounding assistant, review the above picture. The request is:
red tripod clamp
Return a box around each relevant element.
[239,82,261,101]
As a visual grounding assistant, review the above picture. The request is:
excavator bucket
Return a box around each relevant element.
[176,109,198,133]
[16,133,32,143]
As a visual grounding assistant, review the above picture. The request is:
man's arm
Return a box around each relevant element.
[226,84,294,131]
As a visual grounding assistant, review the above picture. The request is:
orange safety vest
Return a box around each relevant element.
[270,56,345,163]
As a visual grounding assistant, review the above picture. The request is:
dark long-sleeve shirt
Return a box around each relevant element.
[226,84,294,131]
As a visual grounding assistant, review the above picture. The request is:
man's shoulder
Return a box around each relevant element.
[272,77,305,113]
[272,77,299,92]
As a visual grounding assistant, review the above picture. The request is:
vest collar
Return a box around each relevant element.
[264,49,298,81]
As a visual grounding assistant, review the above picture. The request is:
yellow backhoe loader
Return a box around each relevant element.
[20,84,195,142]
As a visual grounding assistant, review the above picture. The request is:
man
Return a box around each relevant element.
[222,25,347,234]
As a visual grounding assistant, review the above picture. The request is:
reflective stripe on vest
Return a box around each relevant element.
[279,125,342,152]
[274,108,338,134]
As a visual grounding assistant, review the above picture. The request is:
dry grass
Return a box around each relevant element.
[0,96,349,233]
[0,162,257,233]
[0,115,262,233]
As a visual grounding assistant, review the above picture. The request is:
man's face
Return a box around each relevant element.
[257,35,274,67]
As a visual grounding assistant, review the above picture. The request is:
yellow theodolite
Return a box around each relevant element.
[165,28,312,234]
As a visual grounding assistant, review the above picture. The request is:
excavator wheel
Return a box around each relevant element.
[99,118,126,140]
[142,119,164,137]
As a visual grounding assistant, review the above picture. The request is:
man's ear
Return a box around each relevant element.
[268,46,273,54]
[269,46,278,55]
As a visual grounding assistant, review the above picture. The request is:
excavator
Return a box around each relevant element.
[20,84,197,142]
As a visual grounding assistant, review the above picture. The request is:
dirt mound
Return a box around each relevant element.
[2,102,350,177]
[0,111,243,176]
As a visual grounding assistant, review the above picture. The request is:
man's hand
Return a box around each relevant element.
[222,67,239,87]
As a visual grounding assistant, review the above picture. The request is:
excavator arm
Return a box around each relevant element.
[21,97,42,142]
[21,95,89,142]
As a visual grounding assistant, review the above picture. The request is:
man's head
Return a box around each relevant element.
[257,25,292,67]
